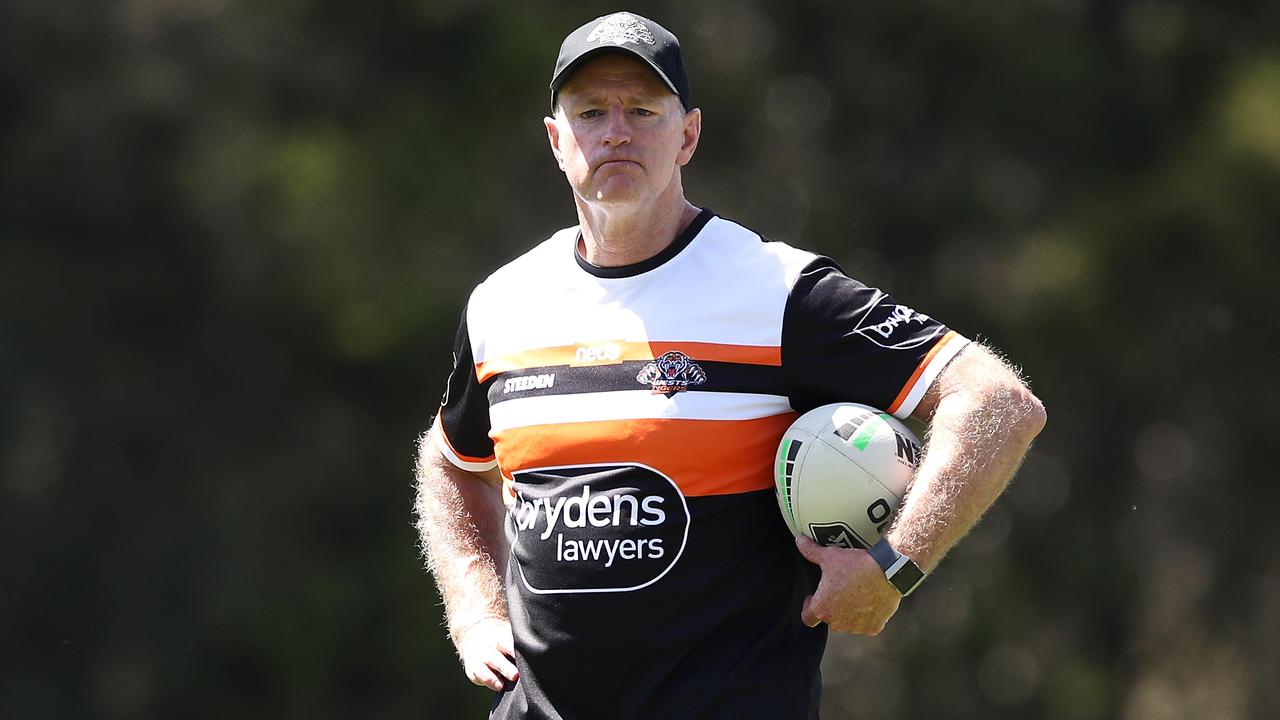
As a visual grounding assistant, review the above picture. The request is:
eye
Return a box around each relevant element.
[631,107,655,117]
[579,109,604,119]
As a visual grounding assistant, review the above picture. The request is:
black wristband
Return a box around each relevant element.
[868,537,926,596]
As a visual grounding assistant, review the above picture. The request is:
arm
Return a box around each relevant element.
[890,343,1046,571]
[414,422,519,690]
[796,343,1046,633]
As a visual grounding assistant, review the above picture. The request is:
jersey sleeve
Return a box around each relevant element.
[434,304,498,472]
[781,258,969,419]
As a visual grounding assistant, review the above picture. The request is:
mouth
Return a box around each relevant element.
[597,159,641,170]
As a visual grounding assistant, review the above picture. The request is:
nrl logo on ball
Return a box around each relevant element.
[636,351,706,397]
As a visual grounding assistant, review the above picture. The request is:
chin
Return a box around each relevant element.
[590,191,650,206]
[583,183,646,205]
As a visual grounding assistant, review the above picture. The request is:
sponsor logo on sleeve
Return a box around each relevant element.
[853,294,943,350]
[571,342,624,367]
[508,463,690,594]
[635,350,706,397]
[440,349,463,406]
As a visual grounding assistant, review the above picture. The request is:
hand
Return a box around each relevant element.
[795,535,902,635]
[453,617,520,691]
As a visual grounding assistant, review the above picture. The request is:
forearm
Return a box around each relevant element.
[888,346,1046,572]
[413,424,509,643]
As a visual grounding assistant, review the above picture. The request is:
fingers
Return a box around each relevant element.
[797,537,827,626]
[494,622,516,658]
[464,647,520,691]
[800,594,823,628]
[795,535,826,565]
[795,542,903,634]
[492,622,520,681]
[802,592,890,635]
[457,619,521,691]
[869,615,888,636]
[465,656,506,691]
[490,649,521,684]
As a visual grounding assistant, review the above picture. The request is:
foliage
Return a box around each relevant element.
[2,1,1277,717]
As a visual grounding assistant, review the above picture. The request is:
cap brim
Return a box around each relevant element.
[549,46,681,111]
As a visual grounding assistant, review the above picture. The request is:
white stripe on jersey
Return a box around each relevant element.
[467,217,816,365]
[489,390,792,431]
[890,334,970,419]
[433,424,498,472]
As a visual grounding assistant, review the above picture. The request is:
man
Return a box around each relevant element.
[415,11,1045,720]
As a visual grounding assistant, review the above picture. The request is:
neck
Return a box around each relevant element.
[576,187,700,268]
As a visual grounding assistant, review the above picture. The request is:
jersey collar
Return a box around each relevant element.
[574,207,715,279]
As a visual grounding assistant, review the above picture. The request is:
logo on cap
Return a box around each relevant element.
[586,12,656,46]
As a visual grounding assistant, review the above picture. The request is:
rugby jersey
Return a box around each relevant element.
[435,208,968,720]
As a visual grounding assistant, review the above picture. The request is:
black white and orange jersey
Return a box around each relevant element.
[435,209,967,720]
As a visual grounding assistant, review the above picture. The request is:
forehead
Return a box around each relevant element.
[558,53,674,102]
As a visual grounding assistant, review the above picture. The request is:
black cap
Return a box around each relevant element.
[550,11,691,113]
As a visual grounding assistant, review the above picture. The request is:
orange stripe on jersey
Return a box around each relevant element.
[492,413,798,497]
[886,330,958,416]
[646,342,781,367]
[475,341,781,382]
[437,414,497,464]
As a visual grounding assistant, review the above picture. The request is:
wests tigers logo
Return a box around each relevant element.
[636,351,706,397]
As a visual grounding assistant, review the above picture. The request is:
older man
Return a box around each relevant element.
[416,11,1045,720]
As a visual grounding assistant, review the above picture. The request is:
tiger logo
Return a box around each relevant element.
[636,351,706,396]
[586,13,657,46]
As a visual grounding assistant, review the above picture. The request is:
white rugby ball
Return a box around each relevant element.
[774,403,923,550]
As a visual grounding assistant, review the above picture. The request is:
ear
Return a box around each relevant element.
[676,108,701,167]
[544,114,566,171]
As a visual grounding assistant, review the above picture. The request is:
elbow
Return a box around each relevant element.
[934,344,1046,442]
[1012,384,1047,441]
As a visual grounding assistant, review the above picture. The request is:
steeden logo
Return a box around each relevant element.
[636,350,706,397]
[503,373,555,394]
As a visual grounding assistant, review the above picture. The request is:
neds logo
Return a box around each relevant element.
[509,463,690,595]
[571,342,624,366]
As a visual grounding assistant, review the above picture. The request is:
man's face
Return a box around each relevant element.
[545,53,700,208]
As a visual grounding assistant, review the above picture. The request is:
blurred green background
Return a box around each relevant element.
[2,1,1277,718]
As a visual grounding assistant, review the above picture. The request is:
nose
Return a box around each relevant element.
[602,106,630,147]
